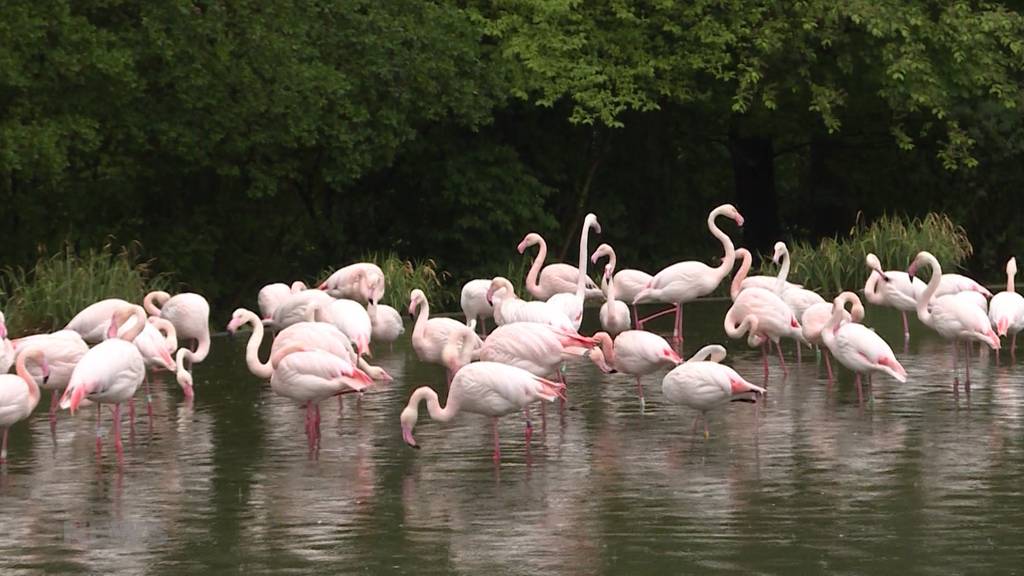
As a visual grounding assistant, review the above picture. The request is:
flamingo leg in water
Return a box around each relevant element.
[523,407,533,445]
[1013,333,1018,360]
[690,414,701,434]
[49,390,59,424]
[112,404,123,454]
[631,304,640,329]
[492,417,501,464]
[704,417,710,440]
[558,370,567,411]
[776,341,789,377]
[796,341,802,364]
[145,373,154,423]
[0,428,8,463]
[964,341,972,387]
[902,311,910,342]
[95,403,103,455]
[673,305,684,351]
[952,341,960,399]
[824,350,835,385]
[761,341,769,381]
[855,374,863,405]
[635,376,646,414]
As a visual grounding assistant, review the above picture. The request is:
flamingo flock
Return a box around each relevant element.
[0,203,1015,467]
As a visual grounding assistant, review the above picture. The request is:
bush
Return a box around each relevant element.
[0,243,174,336]
[759,213,973,296]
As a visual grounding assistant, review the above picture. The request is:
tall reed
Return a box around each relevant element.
[0,243,174,336]
[758,213,973,296]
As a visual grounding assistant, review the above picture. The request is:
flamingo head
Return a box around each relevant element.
[346,366,375,388]
[771,242,787,265]
[60,384,88,414]
[584,213,601,234]
[661,347,683,365]
[588,346,615,374]
[591,243,613,265]
[356,335,371,357]
[177,367,195,399]
[226,308,251,334]
[720,204,744,227]
[407,289,426,318]
[603,264,613,283]
[485,277,511,307]
[400,406,420,449]
[365,366,393,382]
[997,317,1010,337]
[517,233,541,254]
[984,329,1002,350]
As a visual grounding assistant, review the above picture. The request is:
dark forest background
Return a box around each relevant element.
[3,1,1024,312]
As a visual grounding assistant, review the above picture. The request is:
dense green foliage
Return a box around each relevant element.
[2,1,1023,319]
[0,244,172,334]
[758,213,974,296]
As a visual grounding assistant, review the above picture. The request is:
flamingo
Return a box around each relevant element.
[632,204,744,347]
[547,213,601,330]
[60,305,148,455]
[227,308,392,381]
[269,289,335,330]
[821,292,907,402]
[592,244,651,328]
[801,294,865,383]
[318,298,373,357]
[909,251,1000,396]
[661,344,765,439]
[144,291,211,365]
[399,361,566,464]
[864,253,927,343]
[131,317,183,418]
[320,263,385,304]
[485,277,577,332]
[65,298,141,344]
[740,242,803,293]
[460,279,494,336]
[591,244,632,336]
[409,289,482,382]
[368,302,404,351]
[590,330,683,412]
[0,345,48,463]
[725,249,805,378]
[518,232,603,301]
[11,330,88,423]
[1,310,13,374]
[268,343,374,448]
[258,280,307,323]
[989,257,1024,357]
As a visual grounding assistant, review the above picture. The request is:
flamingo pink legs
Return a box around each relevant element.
[635,376,646,413]
[492,417,501,464]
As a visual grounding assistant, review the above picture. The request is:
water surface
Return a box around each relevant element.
[1,301,1023,574]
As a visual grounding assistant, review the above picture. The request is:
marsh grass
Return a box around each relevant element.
[759,213,973,296]
[0,243,174,336]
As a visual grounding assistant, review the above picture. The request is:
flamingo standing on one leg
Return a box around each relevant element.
[460,279,494,336]
[400,361,565,464]
[908,251,1000,397]
[632,204,744,349]
[144,291,211,368]
[821,292,907,403]
[989,257,1024,358]
[60,305,148,455]
[548,213,601,330]
[661,344,765,439]
[864,253,926,344]
[590,330,683,413]
[0,345,49,463]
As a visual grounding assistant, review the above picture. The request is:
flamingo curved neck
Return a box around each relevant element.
[411,386,458,423]
[119,307,148,342]
[864,271,883,305]
[144,291,170,316]
[524,236,548,297]
[709,207,736,281]
[411,297,430,344]
[14,349,42,404]
[595,332,615,367]
[152,318,177,351]
[915,254,942,325]
[775,248,790,291]
[575,219,598,297]
[242,312,272,379]
[730,250,752,300]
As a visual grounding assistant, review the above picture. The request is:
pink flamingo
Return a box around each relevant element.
[368,302,404,351]
[400,361,565,464]
[632,204,744,347]
[821,292,907,402]
[0,345,48,463]
[269,289,335,330]
[65,298,141,344]
[60,305,148,455]
[227,308,392,381]
[258,281,307,322]
[320,263,385,304]
[989,257,1024,356]
[864,253,926,343]
[0,311,12,373]
[801,294,865,383]
[740,242,802,293]
[130,317,182,419]
[319,298,373,357]
[410,289,482,383]
[590,330,683,413]
[268,343,374,449]
[485,277,576,331]
[547,213,601,330]
[144,291,211,366]
[909,251,1000,396]
[460,279,494,336]
[725,249,805,378]
[11,330,88,424]
[591,244,632,336]
[518,232,603,301]
[661,344,765,439]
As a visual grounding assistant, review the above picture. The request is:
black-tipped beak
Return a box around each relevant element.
[407,443,420,450]
[43,375,50,385]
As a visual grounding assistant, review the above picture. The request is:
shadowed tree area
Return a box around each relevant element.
[2,0,1023,315]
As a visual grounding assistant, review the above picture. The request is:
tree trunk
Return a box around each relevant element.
[728,126,779,257]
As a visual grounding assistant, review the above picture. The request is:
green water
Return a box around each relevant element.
[1,301,1023,574]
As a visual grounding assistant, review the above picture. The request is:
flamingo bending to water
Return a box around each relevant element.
[590,330,683,412]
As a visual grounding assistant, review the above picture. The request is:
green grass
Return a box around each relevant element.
[368,252,453,312]
[758,212,973,296]
[0,242,174,336]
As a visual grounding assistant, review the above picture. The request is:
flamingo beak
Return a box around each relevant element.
[735,214,745,227]
[402,425,419,449]
[352,368,374,387]
[62,385,87,414]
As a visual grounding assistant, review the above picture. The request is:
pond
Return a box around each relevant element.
[1,300,1022,575]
